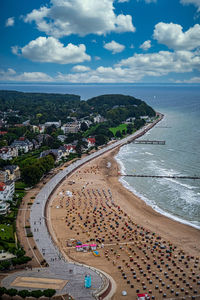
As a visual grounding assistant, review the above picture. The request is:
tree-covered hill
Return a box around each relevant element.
[0,90,80,124]
[0,91,155,125]
[87,94,156,125]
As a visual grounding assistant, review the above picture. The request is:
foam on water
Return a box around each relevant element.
[115,93,200,230]
[118,171,200,230]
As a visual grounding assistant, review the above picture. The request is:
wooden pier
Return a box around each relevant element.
[133,140,166,145]
[120,174,200,180]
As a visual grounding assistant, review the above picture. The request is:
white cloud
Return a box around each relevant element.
[12,36,91,64]
[72,65,91,72]
[104,40,125,54]
[180,0,200,11]
[24,0,135,38]
[5,17,15,27]
[2,48,200,83]
[0,68,53,82]
[56,49,200,83]
[94,56,101,61]
[175,76,200,83]
[140,40,151,50]
[153,22,200,50]
[117,50,200,75]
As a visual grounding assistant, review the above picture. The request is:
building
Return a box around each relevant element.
[64,144,76,155]
[93,115,106,123]
[0,181,15,201]
[0,147,18,160]
[10,139,33,153]
[61,122,80,134]
[44,120,61,128]
[0,200,10,215]
[87,137,96,148]
[40,148,64,162]
[2,165,20,182]
[57,135,66,143]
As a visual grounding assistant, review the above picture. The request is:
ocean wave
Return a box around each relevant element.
[145,152,154,156]
[118,175,200,230]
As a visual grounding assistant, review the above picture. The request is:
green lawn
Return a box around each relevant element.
[0,224,14,241]
[109,123,127,136]
[15,181,27,190]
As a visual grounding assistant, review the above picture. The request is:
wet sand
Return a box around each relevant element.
[48,148,200,299]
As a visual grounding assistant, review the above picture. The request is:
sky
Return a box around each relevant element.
[0,0,200,84]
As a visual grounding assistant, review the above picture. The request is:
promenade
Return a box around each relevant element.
[2,118,162,299]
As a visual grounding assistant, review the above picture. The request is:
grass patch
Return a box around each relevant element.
[0,224,14,241]
[109,123,127,136]
[15,181,27,190]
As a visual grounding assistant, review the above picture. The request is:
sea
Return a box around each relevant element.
[1,83,200,229]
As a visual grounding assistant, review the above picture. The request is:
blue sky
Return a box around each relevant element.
[0,0,200,83]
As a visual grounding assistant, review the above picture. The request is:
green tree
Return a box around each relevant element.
[81,122,88,131]
[6,288,18,296]
[43,289,56,298]
[127,123,134,134]
[30,290,43,298]
[0,287,7,296]
[95,134,108,146]
[18,289,30,298]
[115,130,122,138]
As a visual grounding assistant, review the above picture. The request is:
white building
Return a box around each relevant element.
[44,120,61,128]
[0,147,18,160]
[0,200,10,215]
[0,181,15,201]
[61,122,80,134]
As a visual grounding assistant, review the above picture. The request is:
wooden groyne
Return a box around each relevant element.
[120,174,200,180]
[133,140,166,145]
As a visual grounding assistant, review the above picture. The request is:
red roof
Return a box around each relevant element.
[88,138,96,144]
[0,182,6,191]
[65,145,76,150]
[19,137,25,141]
[0,131,8,135]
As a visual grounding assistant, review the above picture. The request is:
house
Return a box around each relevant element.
[32,139,40,149]
[36,134,51,146]
[0,200,10,216]
[58,146,68,158]
[22,120,30,126]
[93,115,106,123]
[0,131,8,136]
[0,181,15,201]
[0,170,9,182]
[44,120,61,128]
[0,147,18,160]
[61,122,80,134]
[64,144,76,155]
[87,137,96,148]
[3,165,20,182]
[57,135,66,143]
[10,139,33,153]
[40,149,64,162]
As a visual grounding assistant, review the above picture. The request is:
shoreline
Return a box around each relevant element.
[115,147,200,231]
[48,122,200,298]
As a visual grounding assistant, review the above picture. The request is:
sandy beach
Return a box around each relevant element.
[47,146,200,299]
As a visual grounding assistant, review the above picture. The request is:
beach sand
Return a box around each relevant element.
[48,148,200,299]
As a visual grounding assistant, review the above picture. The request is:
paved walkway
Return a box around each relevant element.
[2,120,161,299]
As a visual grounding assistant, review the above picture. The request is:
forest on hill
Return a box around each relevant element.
[0,91,155,125]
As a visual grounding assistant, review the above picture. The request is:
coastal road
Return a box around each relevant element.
[2,116,163,299]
